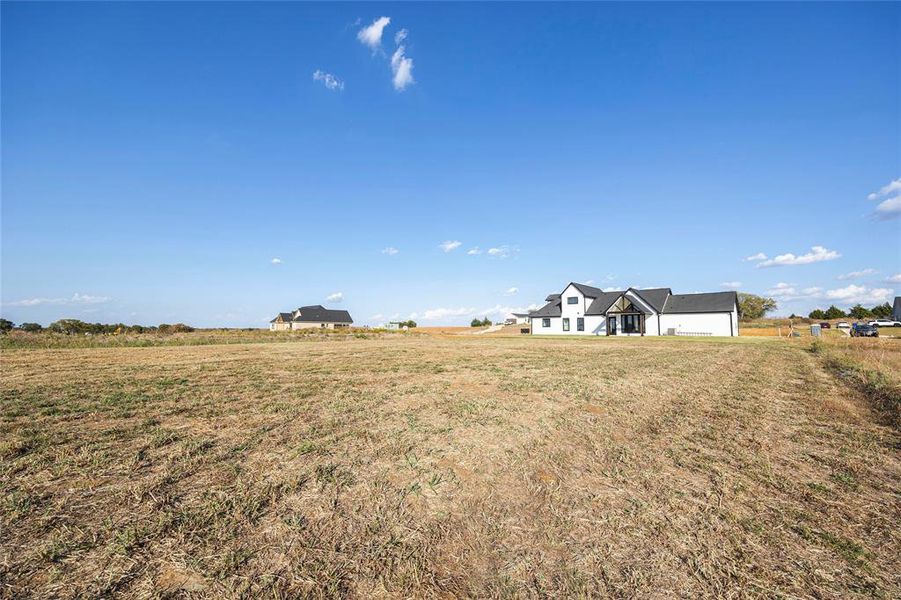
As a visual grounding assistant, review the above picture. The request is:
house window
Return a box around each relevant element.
[577,318,584,331]
[567,297,578,304]
[563,318,570,331]
[542,318,550,328]
[622,314,641,334]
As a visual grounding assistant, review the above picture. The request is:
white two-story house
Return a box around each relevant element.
[529,282,739,337]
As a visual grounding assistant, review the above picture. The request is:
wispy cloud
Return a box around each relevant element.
[391,45,414,91]
[466,247,482,255]
[5,292,111,307]
[326,292,344,303]
[271,258,282,265]
[394,28,408,45]
[411,303,540,323]
[744,252,767,262]
[486,245,517,259]
[766,283,822,301]
[357,16,391,50]
[885,274,901,284]
[867,178,901,220]
[836,268,876,280]
[867,178,901,200]
[313,70,344,91]
[381,246,399,256]
[504,287,519,296]
[720,281,742,290]
[756,246,840,268]
[439,240,462,253]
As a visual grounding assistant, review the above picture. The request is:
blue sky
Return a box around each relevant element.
[2,2,899,327]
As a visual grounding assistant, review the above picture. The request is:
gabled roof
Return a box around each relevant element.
[529,297,562,318]
[290,305,353,323]
[568,282,604,298]
[892,297,901,318]
[662,291,737,314]
[546,293,561,302]
[270,312,294,323]
[586,291,625,315]
[630,288,671,313]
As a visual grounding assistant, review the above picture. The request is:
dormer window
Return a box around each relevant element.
[567,297,578,304]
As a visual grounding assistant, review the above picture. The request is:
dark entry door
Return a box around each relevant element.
[607,316,617,335]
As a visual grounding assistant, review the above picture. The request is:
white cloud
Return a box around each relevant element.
[486,245,517,259]
[390,45,414,91]
[824,285,893,305]
[756,246,840,268]
[504,287,519,296]
[466,247,482,255]
[357,16,391,50]
[439,240,462,253]
[836,268,876,280]
[394,28,408,45]
[313,70,344,91]
[720,281,742,290]
[5,293,110,307]
[874,195,901,220]
[381,246,399,256]
[867,178,901,201]
[370,313,384,321]
[866,178,901,220]
[584,280,595,285]
[326,292,344,303]
[885,274,901,284]
[271,258,282,265]
[766,282,823,302]
[744,253,767,262]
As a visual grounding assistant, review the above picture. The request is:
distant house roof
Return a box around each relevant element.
[893,296,901,319]
[511,312,530,317]
[662,291,737,314]
[270,312,294,323]
[292,305,353,323]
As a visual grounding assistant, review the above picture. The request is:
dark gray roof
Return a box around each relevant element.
[569,282,603,298]
[545,293,561,302]
[630,288,671,312]
[291,305,353,323]
[270,312,294,323]
[586,291,625,315]
[529,298,561,318]
[893,297,901,319]
[511,312,530,317]
[662,291,737,314]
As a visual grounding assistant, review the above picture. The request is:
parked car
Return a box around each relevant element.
[818,322,831,329]
[867,318,901,327]
[836,321,851,329]
[851,323,879,337]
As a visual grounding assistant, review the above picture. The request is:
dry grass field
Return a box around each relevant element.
[1,335,899,598]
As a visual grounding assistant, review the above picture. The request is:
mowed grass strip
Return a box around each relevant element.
[1,336,898,597]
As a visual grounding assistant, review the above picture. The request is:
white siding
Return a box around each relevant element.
[658,312,736,337]
[532,316,563,334]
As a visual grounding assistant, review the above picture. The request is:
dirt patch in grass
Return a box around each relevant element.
[1,336,899,597]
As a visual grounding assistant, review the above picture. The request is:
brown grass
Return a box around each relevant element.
[1,335,899,597]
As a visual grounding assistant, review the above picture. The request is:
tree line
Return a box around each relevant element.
[0,319,195,334]
[806,302,893,321]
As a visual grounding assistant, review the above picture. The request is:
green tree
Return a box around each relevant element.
[808,309,826,320]
[0,319,14,333]
[823,305,846,320]
[848,304,872,319]
[871,302,893,318]
[19,322,43,332]
[400,320,417,328]
[737,293,777,321]
[470,318,483,327]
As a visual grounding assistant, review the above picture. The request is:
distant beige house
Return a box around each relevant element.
[269,305,353,331]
